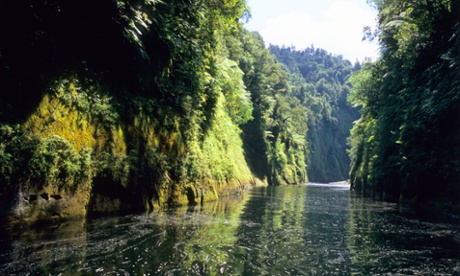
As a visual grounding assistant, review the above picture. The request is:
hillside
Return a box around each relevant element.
[270,46,360,182]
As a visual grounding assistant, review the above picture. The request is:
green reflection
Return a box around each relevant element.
[163,196,251,275]
[346,194,380,274]
[229,186,311,275]
[301,186,351,274]
[84,195,251,275]
[2,185,459,275]
[0,219,87,275]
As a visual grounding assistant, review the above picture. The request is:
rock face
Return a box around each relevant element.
[4,179,253,227]
[0,82,259,227]
[8,189,90,226]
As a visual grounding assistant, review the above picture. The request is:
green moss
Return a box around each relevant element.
[1,72,267,227]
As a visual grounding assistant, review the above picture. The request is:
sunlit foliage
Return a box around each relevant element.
[0,0,312,222]
[270,46,359,182]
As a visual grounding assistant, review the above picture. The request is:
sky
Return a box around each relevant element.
[244,0,380,62]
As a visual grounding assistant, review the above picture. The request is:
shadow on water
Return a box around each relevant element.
[0,186,459,275]
[0,219,88,275]
[347,195,460,275]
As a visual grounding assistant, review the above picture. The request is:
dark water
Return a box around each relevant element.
[1,185,459,275]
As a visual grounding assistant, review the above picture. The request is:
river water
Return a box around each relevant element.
[1,184,459,275]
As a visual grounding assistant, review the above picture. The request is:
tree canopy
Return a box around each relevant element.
[270,45,359,182]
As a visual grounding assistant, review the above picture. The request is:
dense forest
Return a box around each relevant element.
[348,0,460,212]
[0,0,458,226]
[0,0,313,225]
[270,45,359,182]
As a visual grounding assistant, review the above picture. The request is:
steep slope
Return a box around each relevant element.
[0,0,309,226]
[348,0,460,213]
[270,46,360,183]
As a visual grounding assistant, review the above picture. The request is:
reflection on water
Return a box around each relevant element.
[0,186,459,275]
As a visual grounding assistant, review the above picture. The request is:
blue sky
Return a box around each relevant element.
[244,0,380,62]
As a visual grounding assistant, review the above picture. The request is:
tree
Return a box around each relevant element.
[270,45,359,182]
[348,0,460,212]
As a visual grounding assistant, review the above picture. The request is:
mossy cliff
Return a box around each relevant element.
[0,77,258,225]
[0,1,309,226]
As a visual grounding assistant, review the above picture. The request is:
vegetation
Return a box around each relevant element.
[270,46,359,182]
[348,0,460,212]
[236,30,309,185]
[0,0,314,224]
[3,0,455,224]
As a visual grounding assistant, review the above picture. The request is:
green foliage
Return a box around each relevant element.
[94,151,131,186]
[53,77,119,126]
[348,0,460,211]
[237,31,308,185]
[270,45,359,182]
[0,125,23,191]
[201,93,253,182]
[0,128,94,195]
[0,0,320,223]
[216,58,253,125]
[27,136,93,192]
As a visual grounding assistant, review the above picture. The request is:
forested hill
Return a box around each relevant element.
[0,0,311,225]
[348,0,460,213]
[269,46,360,182]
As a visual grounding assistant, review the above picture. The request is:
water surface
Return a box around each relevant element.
[1,185,459,275]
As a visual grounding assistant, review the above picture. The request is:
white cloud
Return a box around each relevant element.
[259,0,379,62]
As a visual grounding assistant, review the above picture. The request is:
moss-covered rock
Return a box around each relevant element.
[0,0,311,228]
[0,77,261,226]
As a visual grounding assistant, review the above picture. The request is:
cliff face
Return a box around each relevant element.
[0,78,257,226]
[0,1,313,226]
[347,0,460,213]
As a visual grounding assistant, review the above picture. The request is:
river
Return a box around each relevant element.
[1,184,459,275]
